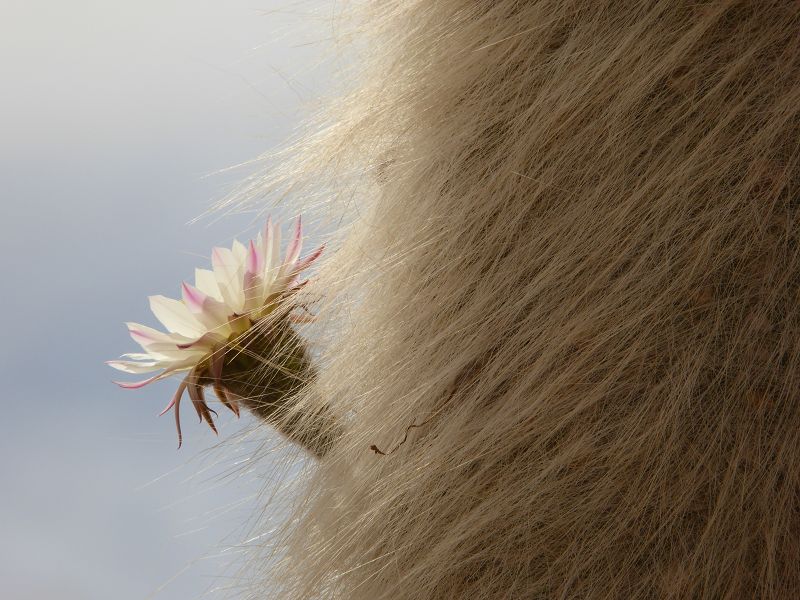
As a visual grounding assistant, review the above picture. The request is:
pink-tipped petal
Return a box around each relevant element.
[128,326,157,345]
[243,240,264,306]
[126,323,191,348]
[181,281,207,313]
[291,244,325,275]
[113,373,162,389]
[149,295,204,338]
[112,359,198,390]
[259,217,280,286]
[246,239,263,275]
[179,282,232,334]
[261,216,273,258]
[284,215,303,266]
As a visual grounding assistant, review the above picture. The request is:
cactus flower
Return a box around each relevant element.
[108,216,323,446]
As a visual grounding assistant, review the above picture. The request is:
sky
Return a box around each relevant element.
[0,2,333,598]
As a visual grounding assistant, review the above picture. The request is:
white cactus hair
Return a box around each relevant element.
[237,1,800,598]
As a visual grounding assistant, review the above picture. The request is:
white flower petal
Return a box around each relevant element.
[106,359,161,374]
[121,353,156,361]
[275,216,303,285]
[194,268,223,301]
[245,239,263,275]
[261,217,274,273]
[232,239,248,264]
[180,282,232,334]
[212,247,245,313]
[243,272,264,316]
[263,221,281,286]
[112,358,198,389]
[126,322,193,350]
[141,342,208,362]
[149,295,206,338]
[174,331,227,351]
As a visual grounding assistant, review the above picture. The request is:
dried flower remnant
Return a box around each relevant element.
[108,216,323,446]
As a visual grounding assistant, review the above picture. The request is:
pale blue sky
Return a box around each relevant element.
[1,2,331,598]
